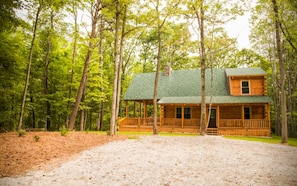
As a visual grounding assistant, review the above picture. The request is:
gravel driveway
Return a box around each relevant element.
[1,135,297,186]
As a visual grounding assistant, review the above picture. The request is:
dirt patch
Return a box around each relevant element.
[0,132,126,177]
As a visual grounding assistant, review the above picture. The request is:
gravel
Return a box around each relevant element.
[1,135,297,186]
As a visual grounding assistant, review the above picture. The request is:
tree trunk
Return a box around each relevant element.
[98,14,104,131]
[110,0,120,136]
[44,10,54,131]
[197,1,206,135]
[115,5,127,128]
[272,0,287,143]
[18,4,42,130]
[68,0,102,130]
[66,3,78,128]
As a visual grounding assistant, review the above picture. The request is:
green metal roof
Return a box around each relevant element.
[158,96,272,104]
[123,68,271,104]
[225,67,267,77]
[123,68,229,100]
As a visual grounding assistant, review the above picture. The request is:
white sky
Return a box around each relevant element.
[224,12,251,49]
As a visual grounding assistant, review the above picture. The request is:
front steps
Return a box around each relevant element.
[206,128,218,136]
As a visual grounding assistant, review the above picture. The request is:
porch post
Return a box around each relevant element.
[125,101,129,118]
[182,105,184,128]
[267,103,271,131]
[144,101,147,123]
[140,102,142,118]
[217,105,220,128]
[160,105,162,127]
[133,101,136,117]
[241,104,245,128]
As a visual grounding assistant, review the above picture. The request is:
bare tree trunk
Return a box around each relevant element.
[153,0,166,135]
[66,3,78,128]
[18,4,42,130]
[68,0,102,130]
[44,10,54,131]
[272,0,287,143]
[197,1,206,135]
[110,0,120,135]
[98,15,104,131]
[115,5,127,130]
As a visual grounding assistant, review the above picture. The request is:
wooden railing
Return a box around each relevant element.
[244,119,268,128]
[220,119,269,129]
[220,119,242,128]
[119,118,269,129]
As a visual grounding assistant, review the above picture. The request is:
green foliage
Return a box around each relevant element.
[224,136,297,147]
[18,129,26,137]
[59,125,68,136]
[33,135,40,142]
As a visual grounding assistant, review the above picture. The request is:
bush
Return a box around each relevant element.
[33,135,40,142]
[18,129,26,137]
[59,125,68,136]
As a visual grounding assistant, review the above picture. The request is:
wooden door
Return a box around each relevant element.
[208,109,217,128]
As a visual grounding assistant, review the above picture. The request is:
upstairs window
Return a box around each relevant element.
[241,81,250,94]
[244,107,251,119]
[176,108,191,119]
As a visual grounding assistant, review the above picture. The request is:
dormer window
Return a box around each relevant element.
[241,81,250,94]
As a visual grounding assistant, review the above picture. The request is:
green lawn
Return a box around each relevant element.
[224,135,297,147]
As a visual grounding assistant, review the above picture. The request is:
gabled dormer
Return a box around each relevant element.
[225,68,267,96]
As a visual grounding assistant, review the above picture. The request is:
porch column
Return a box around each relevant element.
[140,102,142,118]
[182,105,184,128]
[125,101,129,118]
[267,103,271,130]
[144,101,147,125]
[160,105,163,127]
[133,101,136,117]
[241,104,245,128]
[217,105,220,128]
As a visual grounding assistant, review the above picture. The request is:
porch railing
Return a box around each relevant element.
[119,118,269,129]
[219,119,269,129]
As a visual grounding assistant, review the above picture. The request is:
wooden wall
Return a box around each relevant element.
[229,76,266,96]
[163,106,200,119]
[220,106,241,119]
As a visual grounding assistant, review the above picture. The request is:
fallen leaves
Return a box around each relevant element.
[0,132,126,177]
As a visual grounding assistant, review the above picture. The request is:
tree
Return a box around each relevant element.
[68,0,102,130]
[271,0,287,143]
[18,1,43,130]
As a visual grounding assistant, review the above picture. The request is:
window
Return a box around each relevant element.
[176,108,182,118]
[176,107,191,119]
[241,81,250,94]
[184,108,191,119]
[244,107,250,119]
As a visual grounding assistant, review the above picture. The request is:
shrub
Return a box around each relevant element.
[33,135,40,142]
[59,125,68,136]
[18,129,26,137]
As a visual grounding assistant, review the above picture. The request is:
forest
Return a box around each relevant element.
[0,0,296,138]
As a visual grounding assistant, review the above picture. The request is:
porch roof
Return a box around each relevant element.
[158,96,272,104]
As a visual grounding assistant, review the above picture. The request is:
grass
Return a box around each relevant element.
[224,135,297,147]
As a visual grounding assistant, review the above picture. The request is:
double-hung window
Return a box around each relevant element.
[241,81,250,94]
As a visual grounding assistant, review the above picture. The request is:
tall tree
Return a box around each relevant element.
[110,0,121,135]
[271,0,287,143]
[18,1,43,130]
[68,0,102,130]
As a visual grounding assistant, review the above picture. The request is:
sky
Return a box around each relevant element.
[225,12,252,49]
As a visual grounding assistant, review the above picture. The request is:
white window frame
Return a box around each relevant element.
[241,80,250,95]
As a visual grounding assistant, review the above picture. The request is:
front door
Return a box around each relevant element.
[208,109,216,128]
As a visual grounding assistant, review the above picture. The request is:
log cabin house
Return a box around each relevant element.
[119,65,272,136]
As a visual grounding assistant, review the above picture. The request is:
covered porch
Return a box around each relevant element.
[118,100,271,136]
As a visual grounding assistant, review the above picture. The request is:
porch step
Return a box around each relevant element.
[206,128,218,136]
